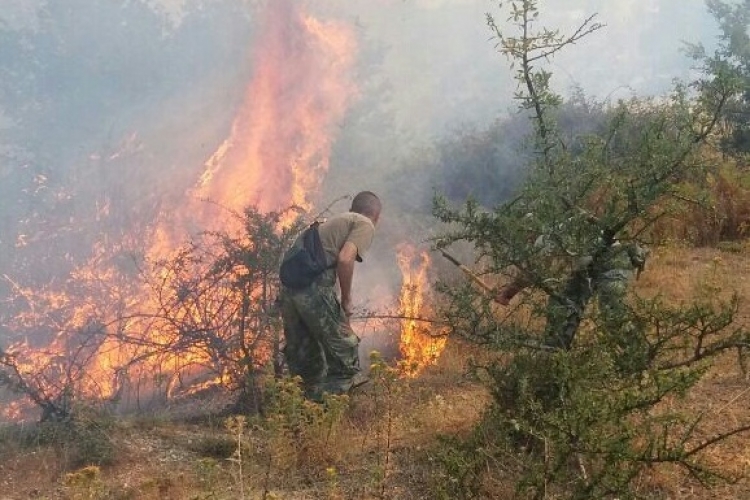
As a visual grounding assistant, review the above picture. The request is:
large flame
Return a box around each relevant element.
[140,0,358,377]
[397,244,447,377]
[191,0,357,228]
[140,0,358,384]
[1,1,358,421]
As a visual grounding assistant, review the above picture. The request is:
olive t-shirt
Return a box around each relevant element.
[318,212,375,266]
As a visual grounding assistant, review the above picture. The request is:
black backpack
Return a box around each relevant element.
[279,222,333,289]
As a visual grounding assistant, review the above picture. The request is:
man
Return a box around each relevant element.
[496,236,648,353]
[280,191,381,401]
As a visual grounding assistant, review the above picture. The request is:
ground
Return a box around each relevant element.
[1,243,750,500]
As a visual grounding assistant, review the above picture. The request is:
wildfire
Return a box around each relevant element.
[1,1,359,421]
[134,0,359,391]
[397,245,447,377]
[191,0,357,227]
[0,241,137,420]
[136,0,358,392]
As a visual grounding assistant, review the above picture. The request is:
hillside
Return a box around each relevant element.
[1,243,750,500]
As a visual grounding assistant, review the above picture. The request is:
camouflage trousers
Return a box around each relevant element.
[280,282,361,401]
[544,269,640,350]
[542,269,650,372]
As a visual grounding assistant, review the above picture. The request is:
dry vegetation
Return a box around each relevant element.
[0,243,749,499]
[0,340,490,500]
[629,243,750,499]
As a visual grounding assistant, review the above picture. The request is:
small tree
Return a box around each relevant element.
[433,2,750,498]
[0,322,107,422]
[140,206,302,412]
[687,0,750,156]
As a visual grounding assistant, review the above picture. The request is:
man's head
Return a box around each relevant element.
[350,191,382,224]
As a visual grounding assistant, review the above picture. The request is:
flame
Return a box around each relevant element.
[134,0,358,385]
[1,1,359,422]
[397,244,446,377]
[129,0,358,397]
[0,251,129,419]
[190,0,357,227]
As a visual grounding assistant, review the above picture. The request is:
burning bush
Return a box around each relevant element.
[134,206,303,413]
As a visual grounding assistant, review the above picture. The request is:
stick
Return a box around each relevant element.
[437,249,495,294]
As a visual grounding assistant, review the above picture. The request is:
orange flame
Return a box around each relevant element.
[397,244,446,377]
[2,1,359,421]
[191,0,357,226]
[133,0,358,390]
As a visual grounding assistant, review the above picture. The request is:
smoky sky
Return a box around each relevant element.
[1,0,719,135]
[313,0,719,136]
[0,0,721,307]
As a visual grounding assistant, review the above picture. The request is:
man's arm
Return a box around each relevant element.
[337,241,359,316]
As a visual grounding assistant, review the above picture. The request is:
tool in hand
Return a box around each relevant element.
[437,248,494,294]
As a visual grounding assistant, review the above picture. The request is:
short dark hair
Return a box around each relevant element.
[350,191,382,218]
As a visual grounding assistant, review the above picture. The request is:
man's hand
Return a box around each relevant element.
[494,292,511,306]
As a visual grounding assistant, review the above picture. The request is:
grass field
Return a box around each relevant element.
[1,243,750,500]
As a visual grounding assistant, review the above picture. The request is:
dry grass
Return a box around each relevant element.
[625,243,750,499]
[0,339,490,500]
[2,244,750,499]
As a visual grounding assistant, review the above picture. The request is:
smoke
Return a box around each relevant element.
[315,0,719,236]
[0,0,719,347]
[308,0,720,343]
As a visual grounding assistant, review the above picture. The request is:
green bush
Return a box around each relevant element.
[432,2,750,498]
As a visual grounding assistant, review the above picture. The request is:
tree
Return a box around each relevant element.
[0,253,134,422]
[432,2,750,498]
[0,322,107,422]
[688,0,750,155]
[137,206,302,413]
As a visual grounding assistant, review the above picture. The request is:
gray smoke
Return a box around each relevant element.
[0,0,719,348]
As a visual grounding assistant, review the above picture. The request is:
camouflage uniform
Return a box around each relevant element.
[543,242,648,354]
[279,212,374,401]
[280,276,361,401]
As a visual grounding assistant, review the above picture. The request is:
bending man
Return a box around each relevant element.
[496,237,647,352]
[279,191,381,401]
